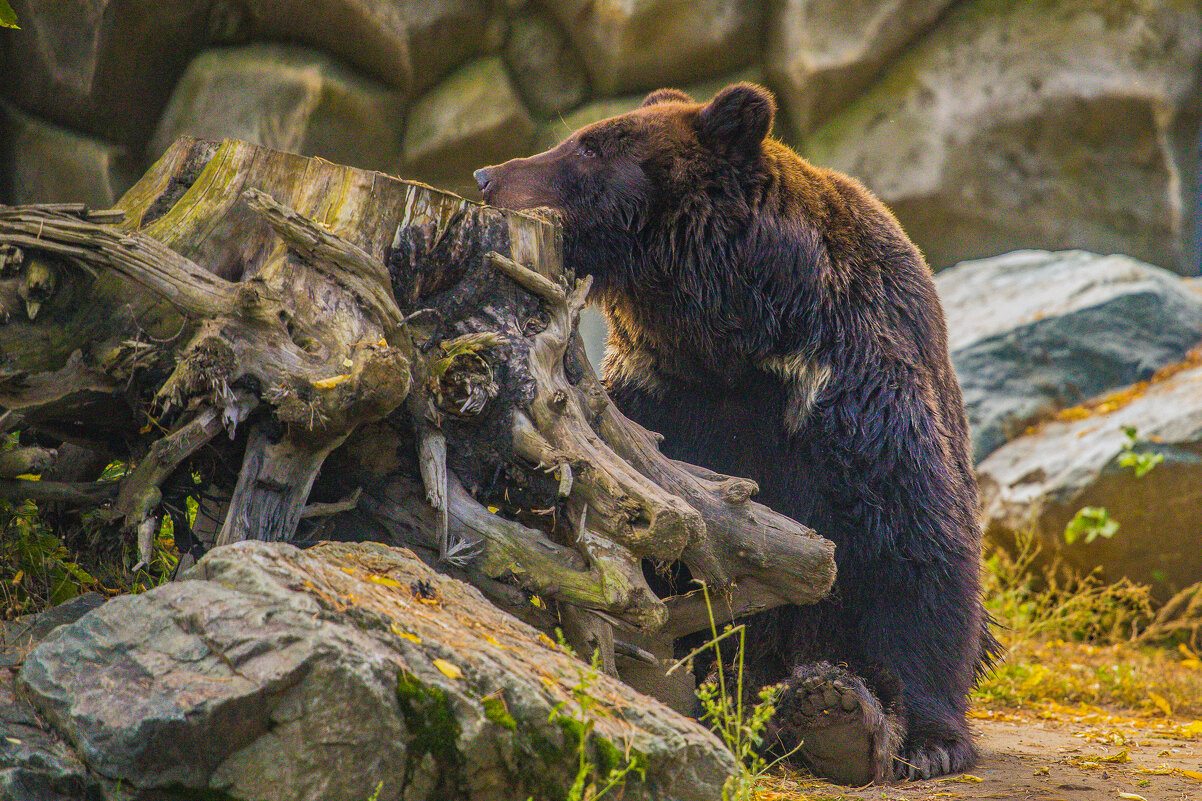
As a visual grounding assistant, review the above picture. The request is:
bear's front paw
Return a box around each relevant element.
[769,662,903,786]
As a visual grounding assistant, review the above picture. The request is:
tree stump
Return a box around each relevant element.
[0,138,835,708]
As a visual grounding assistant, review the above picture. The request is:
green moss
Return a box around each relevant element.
[396,672,464,797]
[482,694,517,730]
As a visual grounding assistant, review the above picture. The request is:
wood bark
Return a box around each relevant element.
[0,137,835,706]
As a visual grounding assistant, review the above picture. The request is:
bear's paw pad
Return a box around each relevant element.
[772,662,894,786]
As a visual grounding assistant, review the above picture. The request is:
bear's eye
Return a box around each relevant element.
[576,141,599,159]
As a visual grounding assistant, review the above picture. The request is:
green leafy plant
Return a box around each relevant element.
[0,499,102,618]
[1064,506,1119,545]
[1063,426,1163,546]
[0,0,18,29]
[1117,425,1164,477]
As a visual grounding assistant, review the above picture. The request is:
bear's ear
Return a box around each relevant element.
[641,88,693,107]
[697,83,775,158]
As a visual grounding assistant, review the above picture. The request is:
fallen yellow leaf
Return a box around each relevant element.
[937,774,982,783]
[390,625,421,644]
[1118,793,1148,801]
[1136,765,1176,775]
[1178,720,1202,737]
[367,574,402,588]
[1100,749,1130,763]
[312,374,349,389]
[433,659,462,680]
[1179,769,1202,782]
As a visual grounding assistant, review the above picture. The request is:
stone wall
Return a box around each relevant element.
[1,0,1200,274]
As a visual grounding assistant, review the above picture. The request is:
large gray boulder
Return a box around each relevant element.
[0,0,211,147]
[805,0,1202,274]
[503,11,589,119]
[544,0,762,94]
[401,57,536,195]
[978,358,1202,602]
[0,104,134,207]
[149,44,406,172]
[1,594,107,801]
[766,0,956,135]
[238,0,486,96]
[16,541,735,801]
[937,250,1202,462]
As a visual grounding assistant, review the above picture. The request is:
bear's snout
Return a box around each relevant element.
[473,168,492,193]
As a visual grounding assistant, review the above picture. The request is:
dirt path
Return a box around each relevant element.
[916,716,1202,801]
[764,708,1202,800]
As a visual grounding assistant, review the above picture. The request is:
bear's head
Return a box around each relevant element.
[474,83,777,296]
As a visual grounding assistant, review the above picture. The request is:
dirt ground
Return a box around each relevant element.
[761,707,1202,801]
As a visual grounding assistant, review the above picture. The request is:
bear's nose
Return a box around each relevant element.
[473,168,491,192]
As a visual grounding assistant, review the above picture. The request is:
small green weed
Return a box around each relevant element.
[0,499,102,618]
[1117,425,1163,477]
[1063,506,1118,545]
[671,584,782,801]
[553,630,647,801]
[1063,425,1162,546]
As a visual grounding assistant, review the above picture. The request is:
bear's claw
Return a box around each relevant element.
[769,662,903,786]
[893,739,977,781]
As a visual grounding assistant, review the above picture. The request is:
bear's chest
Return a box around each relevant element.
[610,372,830,531]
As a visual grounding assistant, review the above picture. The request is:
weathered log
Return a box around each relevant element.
[0,138,835,705]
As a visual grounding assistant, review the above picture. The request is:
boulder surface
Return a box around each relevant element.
[16,541,736,801]
[978,356,1202,601]
[937,250,1202,462]
[805,0,1202,273]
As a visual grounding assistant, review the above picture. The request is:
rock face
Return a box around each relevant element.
[978,357,1202,601]
[2,0,1200,274]
[805,0,1202,274]
[544,0,762,94]
[0,105,133,207]
[0,0,211,146]
[937,250,1202,462]
[766,0,955,135]
[239,0,486,96]
[401,57,535,194]
[149,44,406,172]
[1,594,106,801]
[503,11,589,119]
[15,541,736,801]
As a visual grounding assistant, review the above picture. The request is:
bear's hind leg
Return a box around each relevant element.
[770,662,904,786]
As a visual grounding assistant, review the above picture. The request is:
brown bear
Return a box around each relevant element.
[474,83,998,785]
